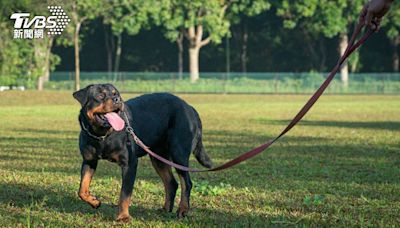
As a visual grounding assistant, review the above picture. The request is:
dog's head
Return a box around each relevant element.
[73,84,125,131]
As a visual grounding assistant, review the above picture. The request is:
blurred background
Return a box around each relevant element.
[0,0,399,94]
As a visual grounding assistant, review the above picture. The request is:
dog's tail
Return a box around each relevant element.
[192,108,213,168]
[193,133,213,168]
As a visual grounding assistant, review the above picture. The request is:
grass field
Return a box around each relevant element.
[0,91,399,226]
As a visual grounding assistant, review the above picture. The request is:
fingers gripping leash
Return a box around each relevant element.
[362,0,394,30]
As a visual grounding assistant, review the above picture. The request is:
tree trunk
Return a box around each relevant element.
[44,38,53,82]
[37,38,53,91]
[37,76,44,91]
[114,34,122,72]
[349,51,360,73]
[186,25,211,83]
[241,23,248,73]
[302,28,319,71]
[176,32,183,80]
[226,36,230,74]
[189,46,200,83]
[392,36,399,72]
[74,22,81,91]
[37,67,50,91]
[318,38,327,72]
[104,25,114,73]
[339,33,349,87]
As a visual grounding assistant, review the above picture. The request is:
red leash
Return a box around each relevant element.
[126,16,376,173]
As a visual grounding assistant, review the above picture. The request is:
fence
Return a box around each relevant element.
[47,72,400,94]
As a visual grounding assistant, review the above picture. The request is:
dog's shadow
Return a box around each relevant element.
[0,182,175,223]
[0,182,292,225]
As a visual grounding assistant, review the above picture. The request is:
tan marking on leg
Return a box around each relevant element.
[177,174,189,218]
[78,168,101,208]
[151,158,175,211]
[116,196,131,222]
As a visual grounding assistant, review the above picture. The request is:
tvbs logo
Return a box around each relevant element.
[10,6,70,39]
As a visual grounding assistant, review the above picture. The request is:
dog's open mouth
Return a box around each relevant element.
[95,110,125,131]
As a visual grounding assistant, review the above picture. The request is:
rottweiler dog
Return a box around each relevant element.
[73,84,213,221]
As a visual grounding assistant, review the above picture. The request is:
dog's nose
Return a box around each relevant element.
[113,96,121,104]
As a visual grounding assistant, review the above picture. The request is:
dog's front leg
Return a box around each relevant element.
[78,159,101,208]
[116,154,138,222]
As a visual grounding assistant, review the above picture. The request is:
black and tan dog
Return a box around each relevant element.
[73,84,213,221]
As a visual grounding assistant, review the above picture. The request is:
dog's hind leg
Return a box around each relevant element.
[78,159,101,208]
[150,156,178,212]
[175,169,192,218]
[168,113,195,218]
[169,143,193,218]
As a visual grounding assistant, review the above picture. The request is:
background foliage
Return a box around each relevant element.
[0,0,398,87]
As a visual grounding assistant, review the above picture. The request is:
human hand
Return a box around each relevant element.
[362,0,394,30]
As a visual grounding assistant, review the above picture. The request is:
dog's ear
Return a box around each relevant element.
[73,85,92,106]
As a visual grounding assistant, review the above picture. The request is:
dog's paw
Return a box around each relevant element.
[79,193,102,209]
[89,198,101,209]
[116,213,131,222]
[176,207,189,218]
[86,195,101,209]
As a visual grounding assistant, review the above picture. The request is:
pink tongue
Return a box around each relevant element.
[104,112,125,131]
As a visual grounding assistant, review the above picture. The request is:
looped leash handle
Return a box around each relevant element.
[127,13,376,173]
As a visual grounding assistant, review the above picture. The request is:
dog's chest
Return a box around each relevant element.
[80,134,128,162]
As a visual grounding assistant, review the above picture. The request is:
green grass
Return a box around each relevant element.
[0,91,399,226]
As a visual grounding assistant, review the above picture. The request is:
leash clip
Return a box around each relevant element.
[125,126,134,134]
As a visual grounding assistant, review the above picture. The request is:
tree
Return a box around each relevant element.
[161,0,270,82]
[236,21,249,72]
[275,0,365,86]
[228,1,271,72]
[101,0,163,75]
[382,1,400,72]
[0,0,59,89]
[0,23,32,86]
[176,30,184,79]
[59,0,102,91]
[33,2,60,90]
[162,0,230,82]
[35,35,59,90]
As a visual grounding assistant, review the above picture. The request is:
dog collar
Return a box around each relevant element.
[79,118,111,141]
